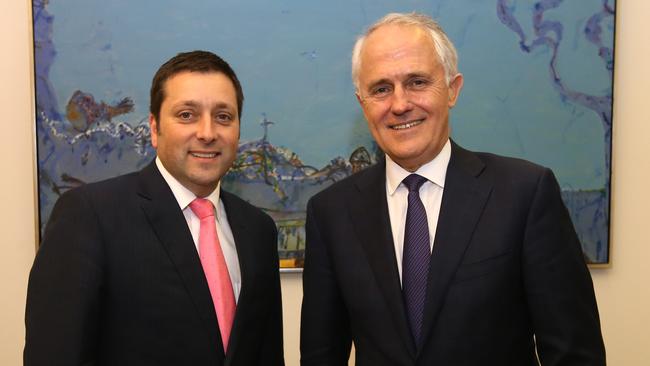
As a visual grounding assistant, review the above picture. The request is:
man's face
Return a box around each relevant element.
[356,24,463,172]
[150,71,240,197]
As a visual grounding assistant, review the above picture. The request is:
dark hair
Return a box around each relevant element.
[149,50,244,122]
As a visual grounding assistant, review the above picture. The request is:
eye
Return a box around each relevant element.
[178,111,194,121]
[215,112,233,123]
[369,85,392,98]
[407,77,430,90]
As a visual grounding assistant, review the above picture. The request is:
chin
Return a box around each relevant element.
[392,149,424,161]
[188,175,220,188]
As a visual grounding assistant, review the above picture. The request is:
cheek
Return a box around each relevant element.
[364,107,386,129]
[365,119,382,140]
[223,129,240,150]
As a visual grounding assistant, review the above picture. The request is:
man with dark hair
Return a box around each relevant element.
[25,50,284,366]
[149,50,244,122]
[300,13,605,365]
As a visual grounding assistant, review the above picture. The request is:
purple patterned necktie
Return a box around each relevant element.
[401,174,431,347]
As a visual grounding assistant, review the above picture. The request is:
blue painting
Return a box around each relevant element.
[33,0,614,267]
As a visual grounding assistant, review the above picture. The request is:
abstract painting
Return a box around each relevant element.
[33,0,615,268]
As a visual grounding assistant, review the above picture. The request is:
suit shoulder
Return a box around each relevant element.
[473,151,551,182]
[220,190,275,227]
[475,151,545,171]
[58,170,140,205]
[309,163,381,204]
[45,171,143,235]
[461,150,567,214]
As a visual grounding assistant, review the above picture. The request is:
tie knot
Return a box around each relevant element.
[402,174,428,193]
[189,198,215,219]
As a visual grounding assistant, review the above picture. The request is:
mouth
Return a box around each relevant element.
[189,151,219,159]
[390,119,424,130]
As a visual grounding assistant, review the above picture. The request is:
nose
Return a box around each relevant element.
[196,115,216,143]
[390,86,413,115]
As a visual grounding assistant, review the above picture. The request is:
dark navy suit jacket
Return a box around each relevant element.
[25,162,284,366]
[301,141,604,365]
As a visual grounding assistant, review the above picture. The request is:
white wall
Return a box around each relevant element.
[1,1,649,365]
[589,0,650,363]
[0,1,37,364]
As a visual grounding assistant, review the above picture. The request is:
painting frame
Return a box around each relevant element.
[32,0,615,269]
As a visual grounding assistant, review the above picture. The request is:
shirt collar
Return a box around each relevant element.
[385,138,451,196]
[155,157,221,219]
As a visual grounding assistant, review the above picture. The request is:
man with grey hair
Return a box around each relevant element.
[301,12,605,365]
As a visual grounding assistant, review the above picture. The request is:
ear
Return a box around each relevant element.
[355,91,364,107]
[447,73,464,108]
[149,114,159,149]
[355,92,373,126]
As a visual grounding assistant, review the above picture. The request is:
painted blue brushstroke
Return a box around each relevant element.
[496,0,614,262]
[33,0,615,264]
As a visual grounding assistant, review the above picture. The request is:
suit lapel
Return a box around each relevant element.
[348,161,417,357]
[418,142,493,351]
[219,191,258,363]
[136,162,224,359]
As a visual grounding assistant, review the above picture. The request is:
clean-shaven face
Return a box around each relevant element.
[356,24,463,172]
[150,71,240,197]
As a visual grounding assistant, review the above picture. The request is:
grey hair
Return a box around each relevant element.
[351,12,459,90]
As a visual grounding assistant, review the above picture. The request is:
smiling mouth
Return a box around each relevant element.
[190,152,219,158]
[390,119,424,130]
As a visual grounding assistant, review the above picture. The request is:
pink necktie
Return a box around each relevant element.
[189,198,236,352]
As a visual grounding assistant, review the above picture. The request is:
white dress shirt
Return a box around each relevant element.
[156,158,242,302]
[385,139,451,285]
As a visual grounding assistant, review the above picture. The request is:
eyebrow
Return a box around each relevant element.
[366,78,393,92]
[172,100,201,109]
[365,72,431,91]
[172,100,235,111]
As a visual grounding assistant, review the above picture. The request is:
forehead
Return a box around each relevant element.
[359,24,441,82]
[162,71,236,105]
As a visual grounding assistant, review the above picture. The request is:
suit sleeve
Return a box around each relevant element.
[258,221,285,366]
[300,198,351,366]
[522,168,606,365]
[24,188,104,365]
